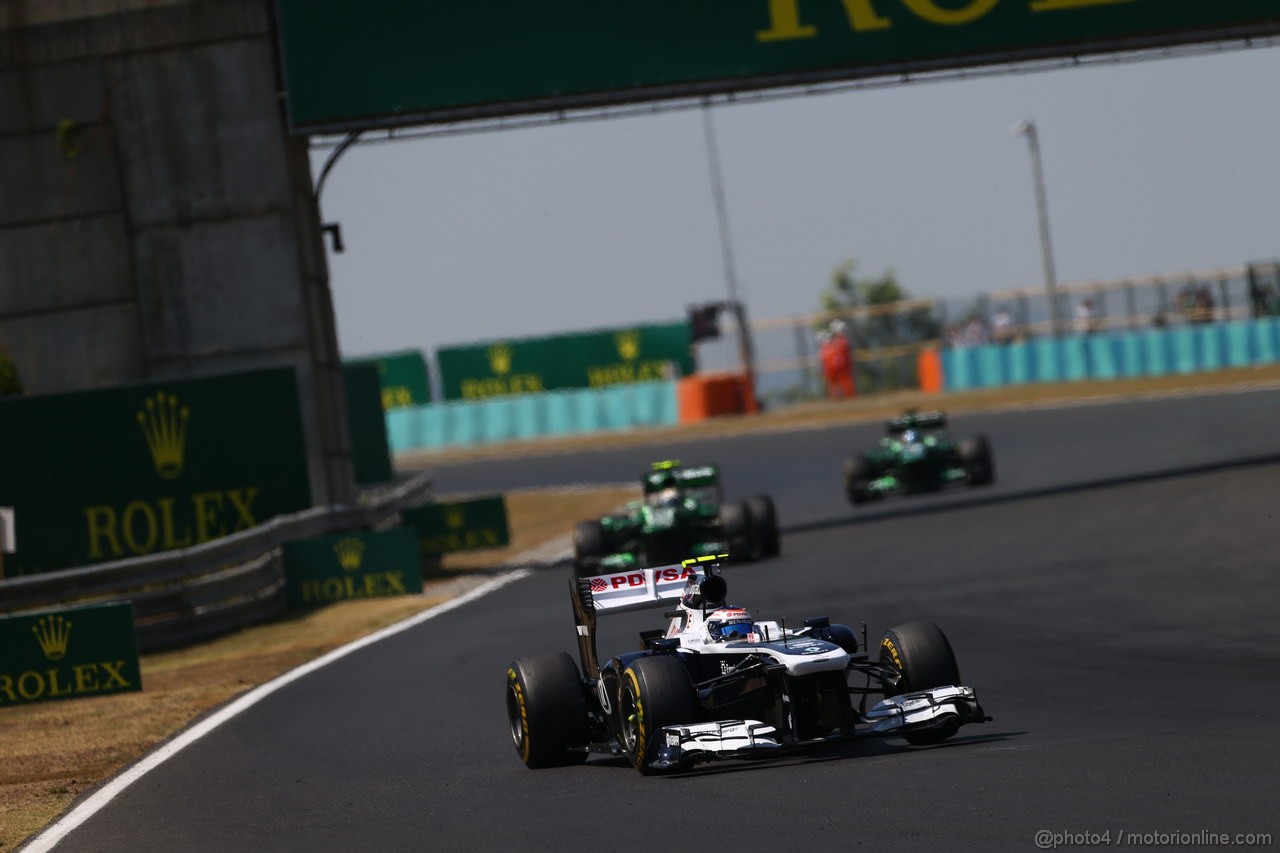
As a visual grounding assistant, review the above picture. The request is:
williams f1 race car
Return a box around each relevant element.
[505,555,987,775]
[572,461,779,577]
[844,411,994,504]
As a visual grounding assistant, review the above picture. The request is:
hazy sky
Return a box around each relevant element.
[313,44,1280,359]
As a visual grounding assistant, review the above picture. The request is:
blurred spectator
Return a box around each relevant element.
[820,320,855,399]
[1075,297,1098,334]
[1177,284,1198,323]
[962,315,989,346]
[991,305,1014,345]
[1193,284,1215,324]
[1249,277,1274,319]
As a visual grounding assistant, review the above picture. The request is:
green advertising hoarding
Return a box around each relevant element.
[343,350,431,409]
[401,496,510,555]
[437,323,693,401]
[0,603,141,707]
[0,368,313,576]
[282,528,423,608]
[276,0,1280,132]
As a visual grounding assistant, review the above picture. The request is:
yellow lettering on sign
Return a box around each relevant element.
[902,0,999,25]
[460,375,544,399]
[0,663,135,704]
[757,0,891,41]
[381,386,414,409]
[1030,0,1133,9]
[85,506,123,559]
[73,663,98,693]
[227,488,259,532]
[158,497,193,549]
[46,669,73,698]
[84,486,263,560]
[99,661,131,689]
[17,672,43,700]
[192,491,225,542]
[122,500,159,555]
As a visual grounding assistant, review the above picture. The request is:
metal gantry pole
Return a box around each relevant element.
[1013,120,1062,337]
[702,102,758,406]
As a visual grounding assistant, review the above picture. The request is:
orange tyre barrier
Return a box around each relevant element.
[678,373,756,422]
[917,347,943,394]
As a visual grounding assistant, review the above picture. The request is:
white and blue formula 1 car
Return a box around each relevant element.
[505,555,989,775]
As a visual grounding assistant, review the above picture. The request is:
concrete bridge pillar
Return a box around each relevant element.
[0,0,353,504]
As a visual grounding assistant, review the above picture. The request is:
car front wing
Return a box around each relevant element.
[649,685,986,770]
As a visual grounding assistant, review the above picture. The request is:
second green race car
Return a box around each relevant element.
[843,411,994,504]
[572,461,779,577]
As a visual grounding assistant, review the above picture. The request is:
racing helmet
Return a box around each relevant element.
[706,608,756,643]
[648,486,682,508]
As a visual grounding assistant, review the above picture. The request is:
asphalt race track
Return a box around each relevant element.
[41,389,1280,851]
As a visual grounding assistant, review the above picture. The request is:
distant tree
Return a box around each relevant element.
[816,259,942,394]
[819,260,940,346]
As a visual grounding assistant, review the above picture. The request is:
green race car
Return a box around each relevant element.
[572,461,780,577]
[843,411,994,505]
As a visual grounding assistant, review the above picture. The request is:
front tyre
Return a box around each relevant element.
[745,495,781,558]
[506,653,590,768]
[844,455,875,504]
[720,501,759,562]
[619,655,699,775]
[879,621,962,746]
[573,520,607,577]
[958,434,995,486]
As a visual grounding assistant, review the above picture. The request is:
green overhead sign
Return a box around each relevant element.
[0,368,312,576]
[402,496,511,555]
[437,323,693,401]
[275,0,1280,132]
[0,603,141,707]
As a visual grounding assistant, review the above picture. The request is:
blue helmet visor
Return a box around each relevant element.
[718,622,754,641]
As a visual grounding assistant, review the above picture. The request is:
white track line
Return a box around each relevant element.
[22,568,532,853]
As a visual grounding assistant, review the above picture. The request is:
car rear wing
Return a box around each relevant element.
[642,462,720,493]
[886,411,947,435]
[570,555,724,678]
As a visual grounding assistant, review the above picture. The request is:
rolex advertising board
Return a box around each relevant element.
[0,603,141,707]
[437,323,693,401]
[401,496,510,555]
[282,528,423,609]
[343,350,432,409]
[0,368,313,577]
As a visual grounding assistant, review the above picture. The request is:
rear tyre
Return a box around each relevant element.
[619,655,699,775]
[958,434,995,486]
[746,495,781,558]
[844,455,875,504]
[720,501,759,562]
[879,621,962,746]
[506,653,590,768]
[573,520,606,577]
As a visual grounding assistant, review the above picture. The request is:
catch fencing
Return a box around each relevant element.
[696,261,1280,404]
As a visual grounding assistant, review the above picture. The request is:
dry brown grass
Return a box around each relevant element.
[0,485,633,852]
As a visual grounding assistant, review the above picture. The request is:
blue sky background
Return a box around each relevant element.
[313,44,1280,358]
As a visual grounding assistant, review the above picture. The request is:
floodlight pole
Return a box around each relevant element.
[1013,119,1062,337]
[702,102,758,408]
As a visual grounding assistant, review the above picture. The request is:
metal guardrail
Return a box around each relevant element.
[0,471,433,653]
